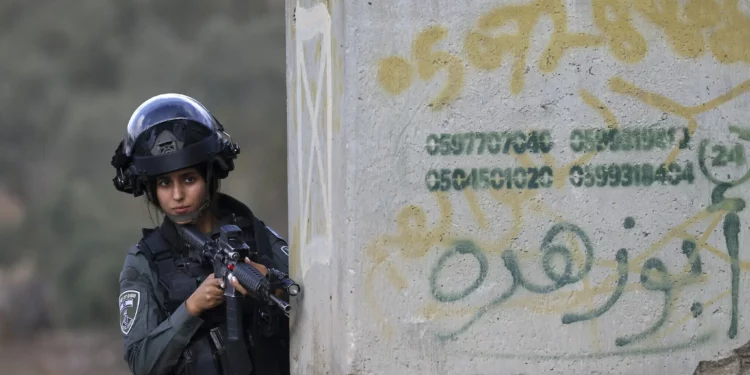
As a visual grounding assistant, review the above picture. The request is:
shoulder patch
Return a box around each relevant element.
[119,290,141,335]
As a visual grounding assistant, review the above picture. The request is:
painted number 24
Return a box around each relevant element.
[711,143,746,167]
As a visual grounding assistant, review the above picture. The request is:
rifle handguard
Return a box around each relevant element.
[232,262,270,295]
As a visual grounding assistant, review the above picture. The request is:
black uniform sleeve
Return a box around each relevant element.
[119,252,203,375]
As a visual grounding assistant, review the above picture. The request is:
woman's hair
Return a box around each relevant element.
[145,196,163,227]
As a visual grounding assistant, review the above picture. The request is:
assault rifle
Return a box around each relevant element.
[175,223,300,342]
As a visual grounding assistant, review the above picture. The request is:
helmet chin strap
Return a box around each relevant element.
[165,196,212,225]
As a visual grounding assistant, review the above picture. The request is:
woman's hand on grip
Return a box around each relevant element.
[186,273,224,316]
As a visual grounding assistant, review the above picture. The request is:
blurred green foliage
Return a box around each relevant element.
[0,0,288,328]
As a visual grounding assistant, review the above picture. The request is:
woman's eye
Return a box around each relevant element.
[185,175,196,183]
[157,179,170,186]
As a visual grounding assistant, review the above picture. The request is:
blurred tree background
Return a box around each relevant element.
[0,1,287,373]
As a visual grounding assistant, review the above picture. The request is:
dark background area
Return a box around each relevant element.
[0,1,287,373]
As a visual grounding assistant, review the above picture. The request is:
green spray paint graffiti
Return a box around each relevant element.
[569,126,691,153]
[560,247,628,325]
[427,126,749,349]
[568,161,695,188]
[431,240,489,302]
[426,131,553,156]
[426,167,554,191]
[699,128,748,341]
[430,220,707,345]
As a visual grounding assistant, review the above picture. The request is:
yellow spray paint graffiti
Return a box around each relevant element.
[376,0,750,108]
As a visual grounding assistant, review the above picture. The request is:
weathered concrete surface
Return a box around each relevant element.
[286,1,349,374]
[693,339,750,375]
[285,0,750,374]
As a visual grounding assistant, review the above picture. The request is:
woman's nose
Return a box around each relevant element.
[172,183,185,201]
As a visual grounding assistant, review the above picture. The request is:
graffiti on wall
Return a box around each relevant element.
[291,0,335,281]
[366,0,750,353]
[376,0,750,109]
[365,81,750,356]
[423,125,696,193]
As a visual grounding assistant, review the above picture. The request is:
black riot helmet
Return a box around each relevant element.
[111,93,240,203]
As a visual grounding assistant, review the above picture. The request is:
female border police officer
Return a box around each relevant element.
[110,93,291,375]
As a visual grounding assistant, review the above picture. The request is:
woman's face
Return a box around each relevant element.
[154,167,208,222]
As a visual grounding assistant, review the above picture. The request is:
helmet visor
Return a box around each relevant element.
[123,93,220,157]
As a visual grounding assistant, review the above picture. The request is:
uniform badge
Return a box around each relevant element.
[119,290,141,335]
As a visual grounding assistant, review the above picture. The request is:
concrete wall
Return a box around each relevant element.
[286,0,750,374]
[286,0,349,373]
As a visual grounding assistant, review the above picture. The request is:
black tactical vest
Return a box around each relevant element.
[137,210,284,375]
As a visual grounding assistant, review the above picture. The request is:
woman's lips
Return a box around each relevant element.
[173,206,191,214]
